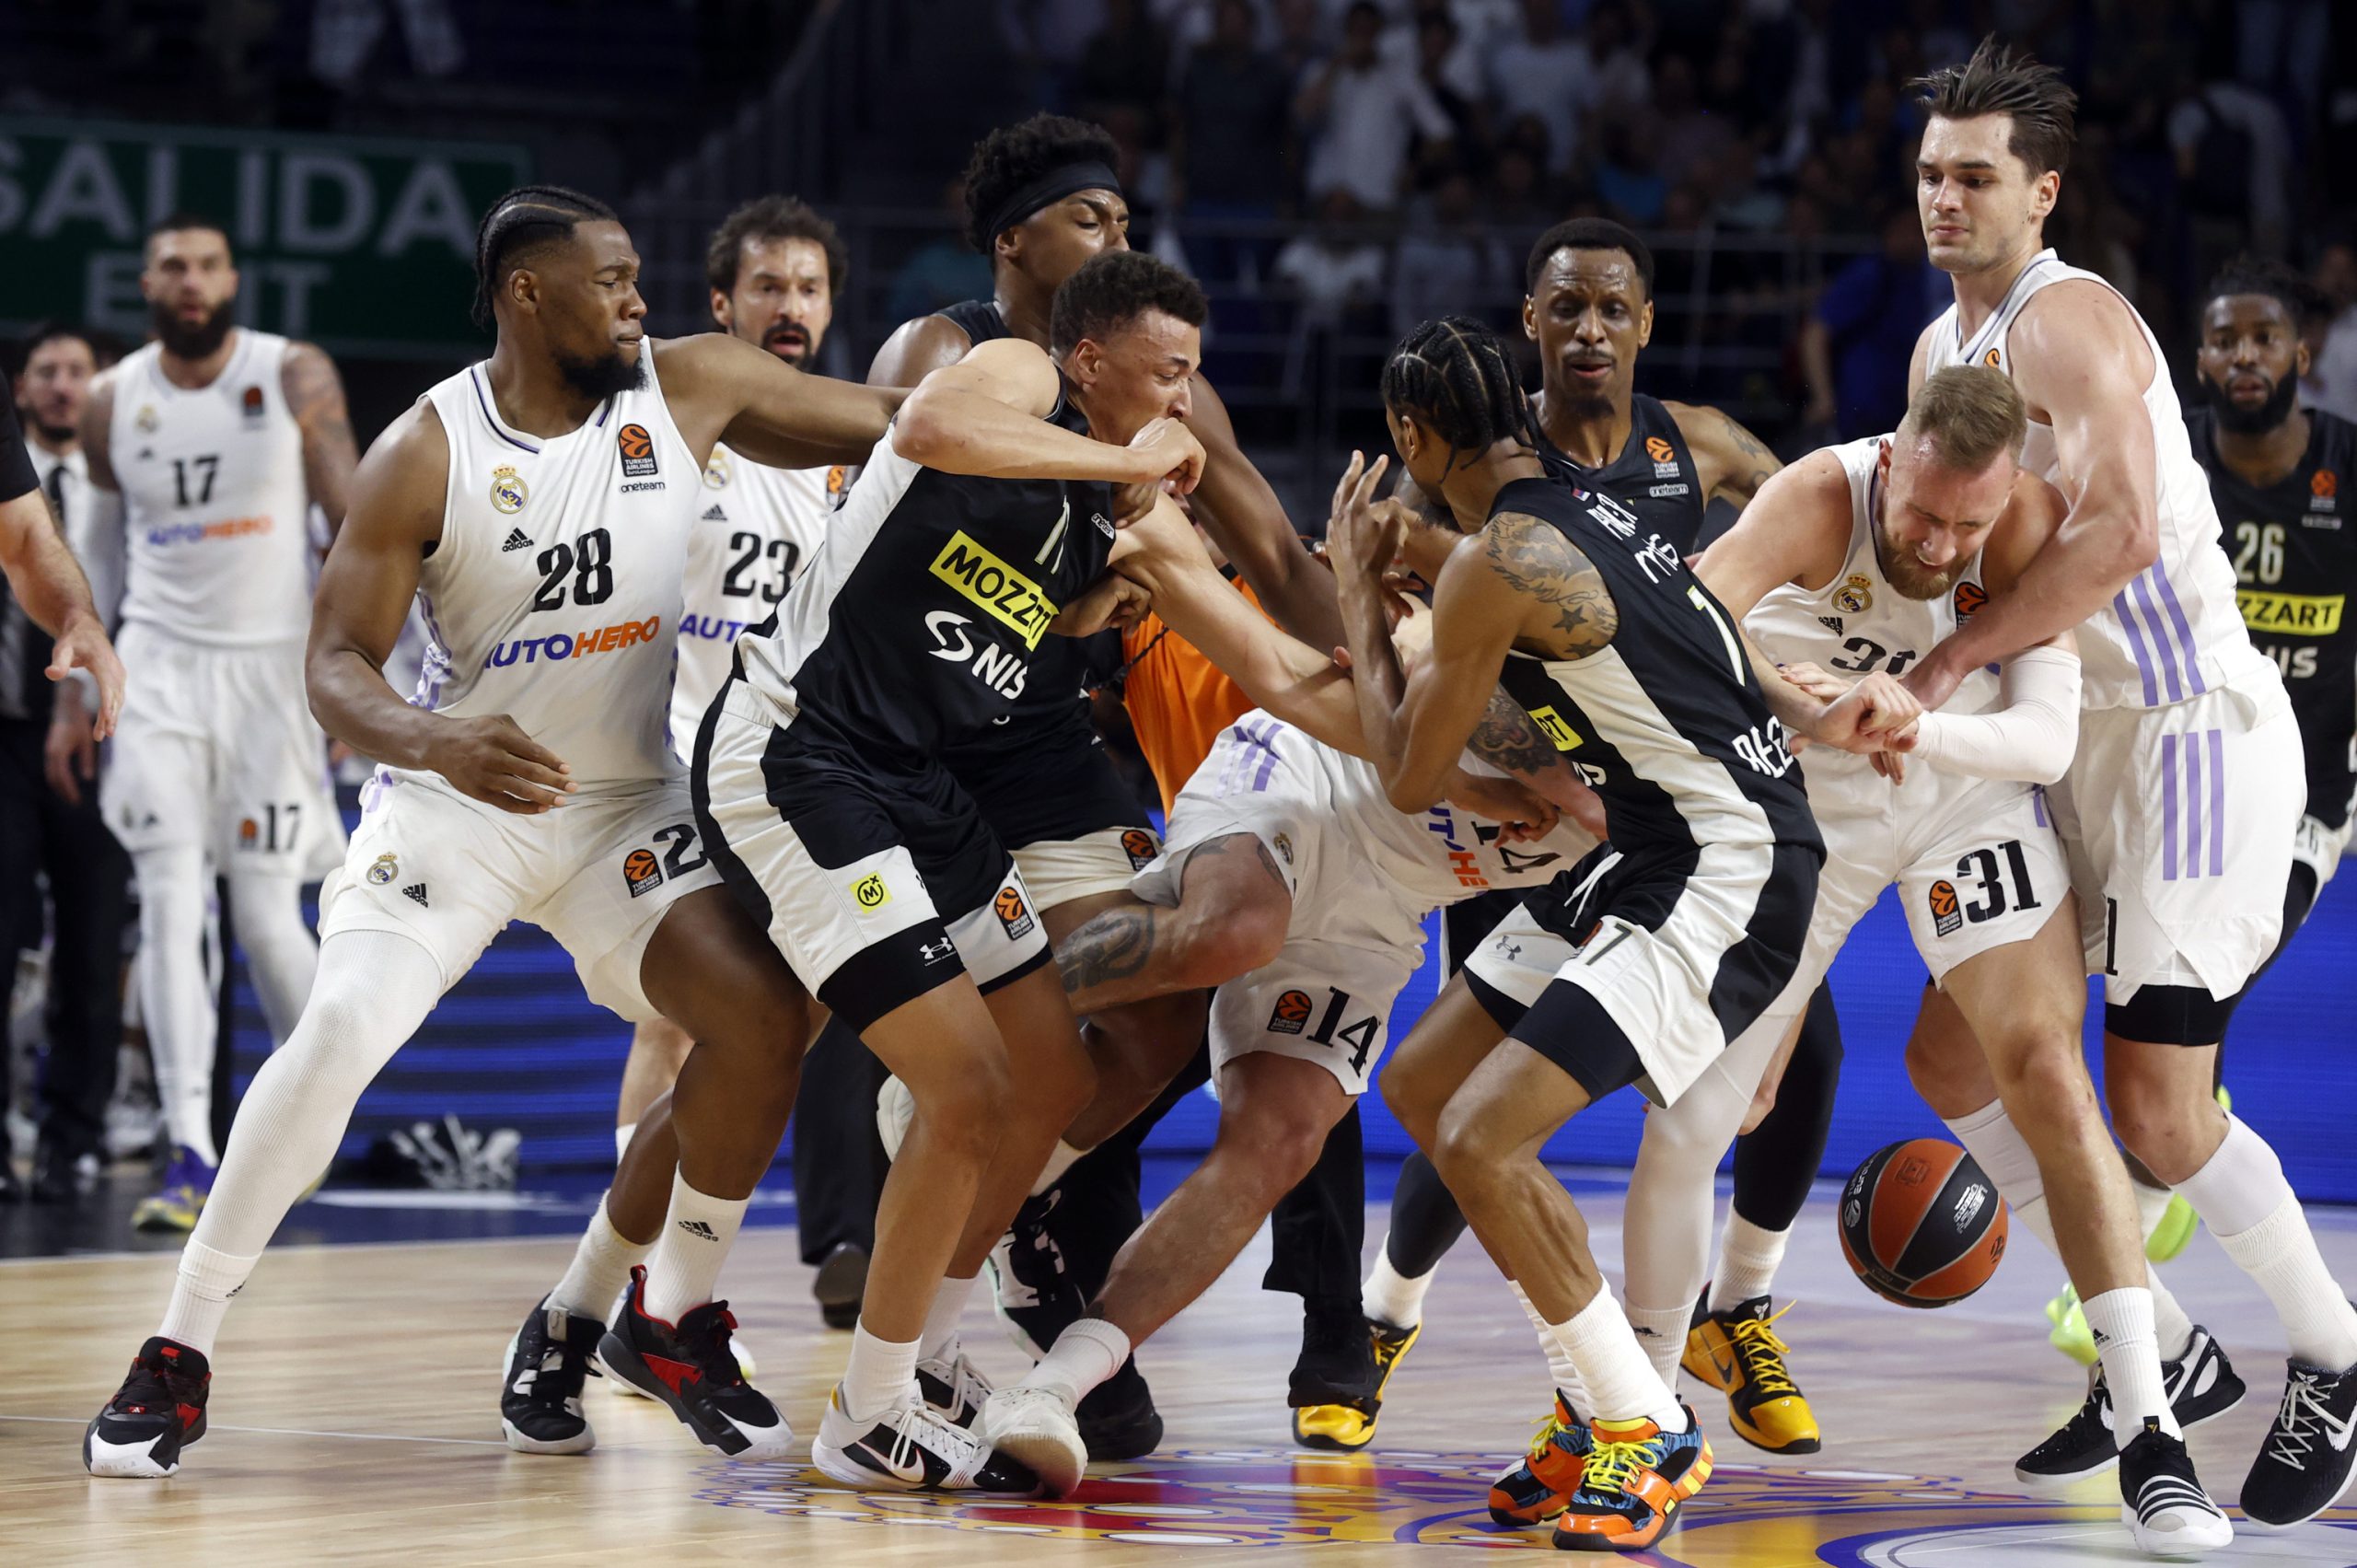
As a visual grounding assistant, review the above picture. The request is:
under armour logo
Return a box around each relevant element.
[678,1219,718,1241]
[402,883,428,907]
[500,528,532,552]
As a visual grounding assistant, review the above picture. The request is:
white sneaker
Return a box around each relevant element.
[976,1384,1088,1498]
[876,1074,913,1160]
[918,1344,993,1427]
[811,1385,1040,1493]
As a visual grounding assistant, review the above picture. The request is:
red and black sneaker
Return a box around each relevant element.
[85,1337,210,1478]
[596,1266,794,1460]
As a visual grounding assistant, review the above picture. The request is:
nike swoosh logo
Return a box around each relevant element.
[1711,1351,1739,1388]
[854,1438,928,1485]
[2320,1406,2356,1453]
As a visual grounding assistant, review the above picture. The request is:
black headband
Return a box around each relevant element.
[984,162,1124,244]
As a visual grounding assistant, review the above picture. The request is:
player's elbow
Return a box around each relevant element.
[1381,774,1440,816]
[888,394,955,467]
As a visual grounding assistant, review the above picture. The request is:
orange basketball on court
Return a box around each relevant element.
[1839,1138,2009,1307]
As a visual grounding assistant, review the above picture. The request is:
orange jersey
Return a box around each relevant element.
[1121,577,1263,815]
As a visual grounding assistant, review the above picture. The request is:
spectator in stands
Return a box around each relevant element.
[2305,239,2357,422]
[1391,171,1509,335]
[2168,64,2294,261]
[1593,118,1666,226]
[1571,0,1650,122]
[1272,188,1387,328]
[1410,4,1487,176]
[1650,54,1739,195]
[998,0,1110,107]
[1487,142,1551,228]
[1796,203,1944,441]
[1295,0,1455,213]
[1385,0,1485,104]
[1176,0,1298,283]
[1487,0,1588,174]
[1076,0,1172,137]
[885,178,995,326]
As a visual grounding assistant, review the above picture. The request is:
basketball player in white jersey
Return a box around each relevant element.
[602,195,876,1342]
[83,186,902,1480]
[64,215,356,1231]
[1893,41,2357,1531]
[1600,366,2228,1552]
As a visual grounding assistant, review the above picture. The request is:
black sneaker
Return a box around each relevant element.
[2016,1326,2247,1485]
[2240,1358,2357,1530]
[988,1191,1087,1360]
[84,1337,209,1478]
[500,1296,603,1455]
[596,1266,793,1460]
[31,1144,96,1204]
[1288,1297,1378,1408]
[1077,1354,1164,1460]
[2118,1418,2233,1553]
[813,1384,1042,1493]
[813,1242,867,1331]
[918,1345,992,1428]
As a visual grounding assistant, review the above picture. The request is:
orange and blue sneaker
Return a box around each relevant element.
[1489,1390,1593,1525]
[1550,1405,1712,1551]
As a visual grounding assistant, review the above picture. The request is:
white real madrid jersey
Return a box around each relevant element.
[107,331,314,645]
[1745,436,1999,786]
[410,358,698,791]
[1924,250,2265,709]
[670,446,838,758]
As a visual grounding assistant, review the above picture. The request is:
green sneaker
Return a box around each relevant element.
[2044,1283,2098,1366]
[2145,1194,2199,1263]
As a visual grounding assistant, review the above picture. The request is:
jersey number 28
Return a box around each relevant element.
[532,528,615,610]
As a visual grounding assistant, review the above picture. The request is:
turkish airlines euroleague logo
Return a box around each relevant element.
[993,885,1035,941]
[1928,878,1963,937]
[618,424,658,478]
[1268,990,1313,1035]
[1952,581,1988,621]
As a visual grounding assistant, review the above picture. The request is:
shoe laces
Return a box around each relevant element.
[1579,1429,1670,1495]
[116,1352,202,1416]
[2264,1368,2332,1470]
[1727,1304,1800,1397]
[1525,1406,1573,1460]
[677,1302,748,1387]
[1371,1323,1414,1372]
[515,1310,600,1401]
[923,1348,993,1414]
[884,1398,987,1473]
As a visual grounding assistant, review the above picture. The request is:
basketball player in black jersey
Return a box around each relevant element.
[865,113,1365,1458]
[1359,219,1846,1457]
[1328,319,1908,1551]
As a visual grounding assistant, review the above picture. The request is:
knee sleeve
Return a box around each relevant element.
[1387,1151,1470,1278]
[1623,1061,1750,1309]
[229,872,320,1046]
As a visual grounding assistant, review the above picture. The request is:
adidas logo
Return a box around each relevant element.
[678,1219,719,1240]
[701,504,726,521]
[402,883,429,907]
[1818,615,1844,633]
[501,528,532,552]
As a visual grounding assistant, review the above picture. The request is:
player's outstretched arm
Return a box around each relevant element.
[893,339,1203,490]
[657,332,903,471]
[1691,450,1855,622]
[1906,283,2159,708]
[283,342,359,540]
[307,405,572,815]
[1182,375,1342,648]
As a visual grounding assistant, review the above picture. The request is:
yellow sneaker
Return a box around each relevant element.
[1687,1295,1820,1455]
[132,1148,212,1234]
[1291,1318,1421,1450]
[2044,1283,2099,1365]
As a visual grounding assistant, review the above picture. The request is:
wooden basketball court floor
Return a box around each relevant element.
[8,1179,2357,1567]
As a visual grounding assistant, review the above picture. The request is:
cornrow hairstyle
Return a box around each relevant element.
[1382,317,1535,482]
[471,184,620,331]
[1910,35,2078,177]
[1524,216,1655,298]
[961,113,1123,254]
[2203,255,2321,328]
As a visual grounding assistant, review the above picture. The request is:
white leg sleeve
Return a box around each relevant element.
[134,845,221,1166]
[1622,1052,1756,1318]
[227,870,320,1047]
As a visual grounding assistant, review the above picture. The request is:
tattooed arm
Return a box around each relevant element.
[282,342,358,540]
[1670,401,1782,511]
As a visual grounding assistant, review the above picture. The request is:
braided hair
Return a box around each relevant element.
[471,185,620,331]
[1381,317,1535,478]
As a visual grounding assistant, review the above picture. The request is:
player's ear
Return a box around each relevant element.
[2296,335,2314,378]
[2031,169,2061,223]
[1521,294,1538,343]
[1637,298,1655,349]
[710,289,733,333]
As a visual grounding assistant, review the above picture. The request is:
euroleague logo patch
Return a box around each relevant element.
[623,848,663,899]
[1643,435,1679,477]
[1268,989,1313,1035]
[1120,829,1159,870]
[1928,878,1963,937]
[993,884,1035,940]
[618,423,659,477]
[1952,580,1989,621]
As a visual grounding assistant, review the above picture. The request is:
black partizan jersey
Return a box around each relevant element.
[2189,406,2357,827]
[1535,394,1714,553]
[1490,477,1819,874]
[734,373,1118,759]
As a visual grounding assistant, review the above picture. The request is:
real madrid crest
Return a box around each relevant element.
[490,465,528,515]
[1833,574,1875,614]
[135,405,160,436]
[702,449,732,490]
[366,853,399,885]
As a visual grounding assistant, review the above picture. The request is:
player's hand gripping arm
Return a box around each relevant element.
[282,342,359,540]
[306,405,574,814]
[892,340,1204,491]
[1905,285,2159,709]
[1181,374,1342,647]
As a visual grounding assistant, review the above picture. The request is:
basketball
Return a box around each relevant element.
[1839,1139,2009,1307]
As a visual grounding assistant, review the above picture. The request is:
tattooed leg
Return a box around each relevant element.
[1057,832,1293,1016]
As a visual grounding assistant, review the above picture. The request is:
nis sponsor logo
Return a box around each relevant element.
[145,516,273,546]
[487,615,662,668]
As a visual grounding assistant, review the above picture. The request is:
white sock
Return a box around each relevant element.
[1511,1280,1587,1409]
[2082,1286,2181,1443]
[615,1122,636,1160]
[157,1239,260,1358]
[1364,1238,1435,1329]
[550,1194,650,1320]
[1017,1318,1131,1408]
[920,1273,979,1363]
[2133,1176,2175,1245]
[2149,1271,2196,1364]
[1550,1287,1683,1431]
[1029,1140,1086,1197]
[1623,1301,1690,1388]
[2177,1117,2357,1369]
[639,1172,749,1323]
[1712,1213,1791,1310]
[842,1324,922,1423]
